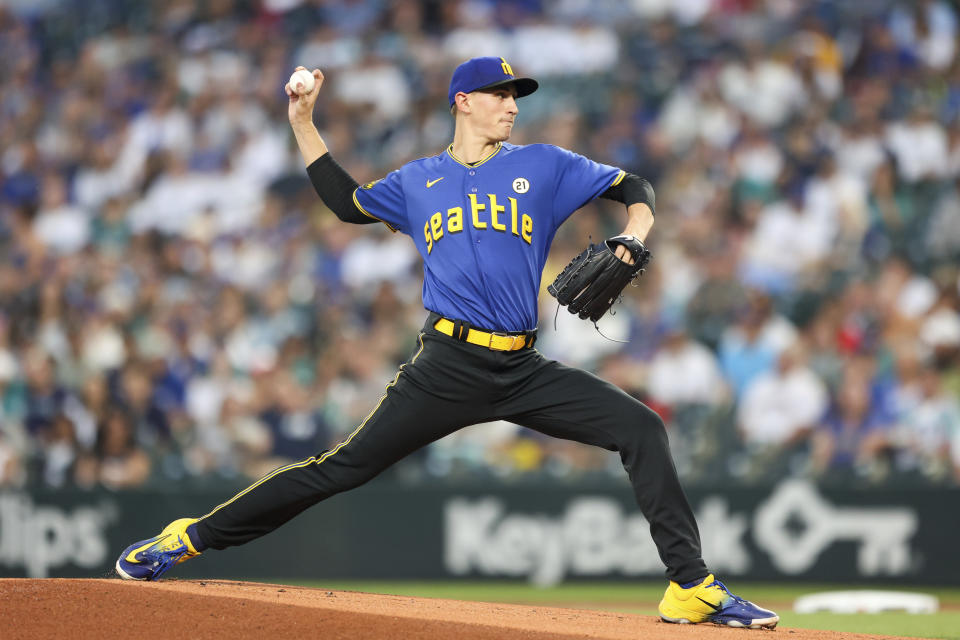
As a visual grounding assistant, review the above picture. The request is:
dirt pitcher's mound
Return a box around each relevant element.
[1,579,909,640]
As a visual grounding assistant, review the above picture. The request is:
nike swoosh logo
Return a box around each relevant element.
[426,178,444,188]
[696,597,723,613]
[125,533,171,563]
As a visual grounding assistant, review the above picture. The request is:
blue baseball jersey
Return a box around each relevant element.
[353,142,625,332]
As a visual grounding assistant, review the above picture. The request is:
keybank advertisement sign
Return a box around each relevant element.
[444,480,926,585]
[0,481,955,582]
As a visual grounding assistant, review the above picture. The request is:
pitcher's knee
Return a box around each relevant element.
[614,403,669,453]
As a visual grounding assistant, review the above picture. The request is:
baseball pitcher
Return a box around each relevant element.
[115,57,777,629]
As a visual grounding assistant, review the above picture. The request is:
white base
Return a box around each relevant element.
[794,591,939,614]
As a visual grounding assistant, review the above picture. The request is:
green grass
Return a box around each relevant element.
[776,612,960,640]
[265,580,960,639]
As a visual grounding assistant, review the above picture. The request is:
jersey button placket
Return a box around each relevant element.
[464,169,480,244]
[470,186,477,239]
[468,169,478,239]
[473,181,479,243]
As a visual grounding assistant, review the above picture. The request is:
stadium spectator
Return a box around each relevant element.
[0,431,23,487]
[718,41,808,128]
[740,181,832,294]
[736,341,828,479]
[22,350,74,435]
[32,173,90,255]
[684,240,749,350]
[94,409,152,489]
[35,414,79,488]
[888,0,958,71]
[647,329,728,409]
[718,291,797,396]
[894,364,960,482]
[885,102,950,184]
[925,175,960,262]
[811,363,894,481]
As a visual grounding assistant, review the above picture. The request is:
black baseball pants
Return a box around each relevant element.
[194,313,707,583]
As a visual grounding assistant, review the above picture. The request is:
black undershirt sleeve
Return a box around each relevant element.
[305,153,377,225]
[599,172,656,215]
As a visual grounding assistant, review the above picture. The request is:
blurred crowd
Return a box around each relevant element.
[1,0,960,491]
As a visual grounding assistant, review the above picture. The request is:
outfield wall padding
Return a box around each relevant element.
[1,479,954,584]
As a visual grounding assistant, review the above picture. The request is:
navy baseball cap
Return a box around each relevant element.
[448,56,539,107]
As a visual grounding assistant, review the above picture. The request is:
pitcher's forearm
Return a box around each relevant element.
[291,122,329,167]
[622,203,654,242]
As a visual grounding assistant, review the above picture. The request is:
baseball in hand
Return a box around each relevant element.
[289,69,315,94]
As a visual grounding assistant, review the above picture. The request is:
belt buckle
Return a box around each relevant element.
[491,332,523,351]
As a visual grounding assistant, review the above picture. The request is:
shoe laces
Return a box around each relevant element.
[142,534,188,580]
[703,578,748,606]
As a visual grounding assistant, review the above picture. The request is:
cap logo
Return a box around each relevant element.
[500,57,514,76]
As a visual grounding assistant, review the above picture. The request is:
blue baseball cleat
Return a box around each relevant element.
[115,518,201,581]
[659,574,779,629]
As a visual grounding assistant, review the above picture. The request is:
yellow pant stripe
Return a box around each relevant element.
[197,333,426,522]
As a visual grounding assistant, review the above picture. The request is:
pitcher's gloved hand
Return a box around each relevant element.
[547,235,651,323]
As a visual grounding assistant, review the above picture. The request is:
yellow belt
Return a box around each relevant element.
[434,318,533,351]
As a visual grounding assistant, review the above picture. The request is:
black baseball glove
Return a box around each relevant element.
[547,235,651,323]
